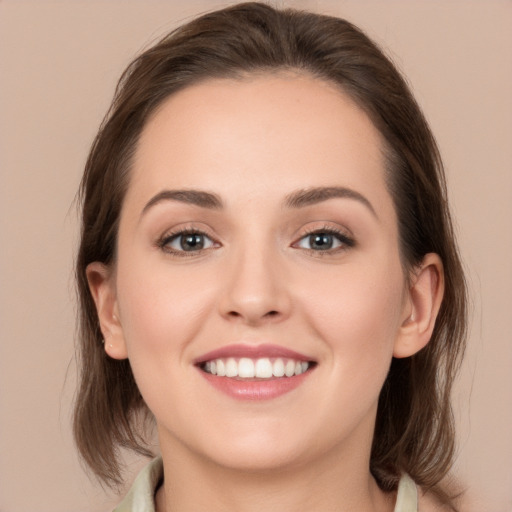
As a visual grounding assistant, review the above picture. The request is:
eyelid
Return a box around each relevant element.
[156,224,221,256]
[291,224,356,253]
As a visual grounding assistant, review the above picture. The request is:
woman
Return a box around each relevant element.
[74,3,467,511]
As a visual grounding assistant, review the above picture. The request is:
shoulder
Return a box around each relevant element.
[113,457,163,512]
[396,474,458,512]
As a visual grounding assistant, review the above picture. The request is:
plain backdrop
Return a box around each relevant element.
[0,1,511,511]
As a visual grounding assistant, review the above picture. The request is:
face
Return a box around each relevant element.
[97,74,418,472]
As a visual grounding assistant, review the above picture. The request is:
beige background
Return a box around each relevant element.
[0,1,511,511]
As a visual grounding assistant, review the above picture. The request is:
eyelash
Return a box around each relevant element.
[293,226,355,256]
[157,225,355,258]
[157,228,219,258]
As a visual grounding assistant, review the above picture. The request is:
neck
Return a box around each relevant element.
[155,432,395,512]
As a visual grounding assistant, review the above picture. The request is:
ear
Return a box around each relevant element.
[86,262,128,360]
[393,253,444,358]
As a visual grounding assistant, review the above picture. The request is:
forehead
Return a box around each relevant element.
[126,73,393,221]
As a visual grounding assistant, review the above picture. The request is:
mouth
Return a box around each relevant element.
[200,357,314,379]
[194,344,317,400]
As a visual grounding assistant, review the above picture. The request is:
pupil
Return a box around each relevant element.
[310,233,332,250]
[181,234,204,251]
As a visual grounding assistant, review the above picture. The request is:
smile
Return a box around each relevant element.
[202,357,310,379]
[195,344,316,400]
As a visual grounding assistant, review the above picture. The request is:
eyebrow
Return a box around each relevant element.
[140,186,377,218]
[141,189,223,217]
[284,186,377,218]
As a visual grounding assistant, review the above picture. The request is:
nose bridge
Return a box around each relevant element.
[219,232,290,324]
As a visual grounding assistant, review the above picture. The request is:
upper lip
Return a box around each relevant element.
[194,343,315,365]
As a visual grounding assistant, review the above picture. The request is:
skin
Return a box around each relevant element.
[88,73,444,511]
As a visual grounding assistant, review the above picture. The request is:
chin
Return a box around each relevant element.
[204,442,309,474]
[187,419,329,474]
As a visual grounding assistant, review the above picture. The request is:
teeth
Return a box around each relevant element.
[285,359,295,377]
[272,358,285,377]
[255,358,273,378]
[203,357,311,379]
[238,358,255,378]
[216,359,226,377]
[225,358,237,377]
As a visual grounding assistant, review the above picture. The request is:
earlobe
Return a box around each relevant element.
[393,253,444,358]
[86,262,128,360]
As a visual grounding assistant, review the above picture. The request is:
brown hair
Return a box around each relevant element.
[74,2,467,507]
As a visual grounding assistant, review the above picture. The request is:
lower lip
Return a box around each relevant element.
[198,369,313,400]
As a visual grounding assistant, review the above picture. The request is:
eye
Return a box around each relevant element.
[294,229,354,252]
[159,230,217,254]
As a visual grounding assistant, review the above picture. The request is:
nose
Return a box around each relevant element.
[218,244,292,326]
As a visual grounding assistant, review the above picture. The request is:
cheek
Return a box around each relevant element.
[114,257,221,419]
[282,257,406,445]
[115,254,216,361]
[299,258,405,371]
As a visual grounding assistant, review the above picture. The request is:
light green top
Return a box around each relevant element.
[113,457,418,512]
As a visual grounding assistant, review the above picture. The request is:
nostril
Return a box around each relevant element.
[226,309,280,322]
